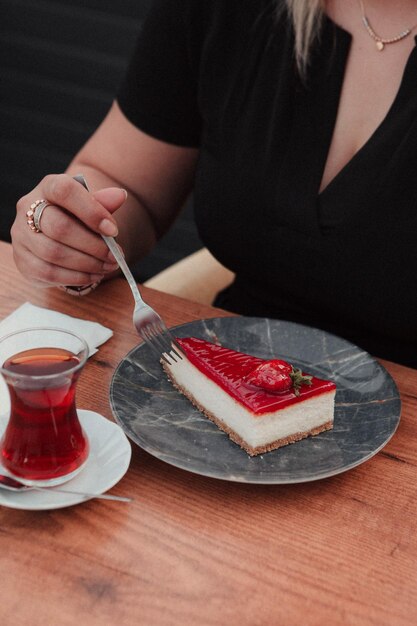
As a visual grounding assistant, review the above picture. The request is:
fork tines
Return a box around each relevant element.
[140,323,184,365]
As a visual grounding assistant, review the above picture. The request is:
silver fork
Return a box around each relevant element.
[73,175,183,364]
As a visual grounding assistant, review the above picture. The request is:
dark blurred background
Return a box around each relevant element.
[0,0,202,281]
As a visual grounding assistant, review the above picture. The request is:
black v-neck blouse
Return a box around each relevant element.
[118,0,417,366]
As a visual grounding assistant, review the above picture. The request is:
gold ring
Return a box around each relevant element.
[26,199,50,233]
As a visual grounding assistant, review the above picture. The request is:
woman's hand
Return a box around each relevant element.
[11,174,126,289]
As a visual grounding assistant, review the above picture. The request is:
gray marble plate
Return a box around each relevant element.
[110,317,401,484]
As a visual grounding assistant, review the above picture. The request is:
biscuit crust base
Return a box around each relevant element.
[164,366,334,457]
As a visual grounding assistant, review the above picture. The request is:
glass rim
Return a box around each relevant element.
[0,326,89,381]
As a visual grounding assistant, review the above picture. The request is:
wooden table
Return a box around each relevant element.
[0,240,416,626]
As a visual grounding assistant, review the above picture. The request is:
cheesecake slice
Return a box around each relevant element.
[162,337,336,456]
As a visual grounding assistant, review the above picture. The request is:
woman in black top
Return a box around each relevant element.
[11,0,417,366]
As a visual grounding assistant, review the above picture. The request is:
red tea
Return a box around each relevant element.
[1,347,89,481]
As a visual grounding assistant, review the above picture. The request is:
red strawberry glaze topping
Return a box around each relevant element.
[176,337,336,415]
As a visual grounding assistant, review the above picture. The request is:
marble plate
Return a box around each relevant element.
[110,317,401,484]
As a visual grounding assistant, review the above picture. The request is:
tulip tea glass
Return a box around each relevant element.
[0,328,89,486]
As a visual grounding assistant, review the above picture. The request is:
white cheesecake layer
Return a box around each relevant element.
[165,356,335,448]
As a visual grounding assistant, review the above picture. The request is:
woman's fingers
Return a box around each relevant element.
[27,231,118,275]
[16,244,105,288]
[31,174,120,236]
[93,187,127,212]
[32,204,113,261]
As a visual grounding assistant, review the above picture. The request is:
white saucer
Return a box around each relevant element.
[0,410,132,510]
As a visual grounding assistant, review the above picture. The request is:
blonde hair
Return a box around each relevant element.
[283,0,325,75]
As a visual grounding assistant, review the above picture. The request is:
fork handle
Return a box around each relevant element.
[73,174,146,307]
[101,235,145,306]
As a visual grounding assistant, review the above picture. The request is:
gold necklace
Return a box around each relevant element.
[359,0,417,50]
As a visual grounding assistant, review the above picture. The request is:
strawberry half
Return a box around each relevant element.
[245,359,313,395]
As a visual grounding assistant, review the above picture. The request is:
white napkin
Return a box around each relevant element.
[0,302,113,357]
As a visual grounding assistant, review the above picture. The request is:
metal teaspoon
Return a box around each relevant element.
[0,473,132,502]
